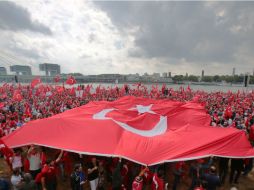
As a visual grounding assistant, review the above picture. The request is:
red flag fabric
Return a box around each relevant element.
[12,90,23,101]
[31,77,41,88]
[66,76,76,85]
[55,86,64,94]
[0,102,4,109]
[3,96,254,165]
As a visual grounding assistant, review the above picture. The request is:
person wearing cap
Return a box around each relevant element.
[202,166,220,190]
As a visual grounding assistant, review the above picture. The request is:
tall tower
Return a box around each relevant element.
[232,68,236,76]
[201,70,204,78]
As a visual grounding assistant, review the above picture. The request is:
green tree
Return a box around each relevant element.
[213,75,221,82]
[173,75,184,82]
[202,76,213,82]
[188,75,199,82]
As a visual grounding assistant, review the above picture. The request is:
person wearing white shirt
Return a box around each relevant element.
[27,145,42,179]
[11,168,22,190]
[10,150,23,171]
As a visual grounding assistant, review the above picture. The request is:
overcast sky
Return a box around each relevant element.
[0,1,254,76]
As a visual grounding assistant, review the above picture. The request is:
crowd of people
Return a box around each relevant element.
[0,82,254,190]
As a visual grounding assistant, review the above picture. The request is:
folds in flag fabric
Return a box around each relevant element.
[66,76,76,85]
[31,77,41,88]
[3,96,254,165]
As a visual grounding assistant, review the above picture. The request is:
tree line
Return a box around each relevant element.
[172,75,254,84]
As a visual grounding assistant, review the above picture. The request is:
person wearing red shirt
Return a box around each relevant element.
[132,167,149,190]
[151,170,165,190]
[40,150,63,190]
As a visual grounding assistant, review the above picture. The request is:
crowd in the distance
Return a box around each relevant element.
[0,82,254,190]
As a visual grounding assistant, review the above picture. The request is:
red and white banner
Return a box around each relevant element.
[31,77,41,88]
[66,76,76,85]
[3,96,254,165]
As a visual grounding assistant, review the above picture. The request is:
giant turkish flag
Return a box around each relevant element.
[2,96,254,165]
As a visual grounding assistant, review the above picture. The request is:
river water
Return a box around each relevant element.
[80,83,254,93]
[2,82,254,93]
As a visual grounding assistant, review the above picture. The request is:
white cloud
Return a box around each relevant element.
[0,0,139,75]
[0,1,254,76]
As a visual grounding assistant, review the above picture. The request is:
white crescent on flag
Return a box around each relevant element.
[93,104,167,137]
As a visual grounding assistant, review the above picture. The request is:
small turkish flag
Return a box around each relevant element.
[31,77,41,88]
[55,86,64,94]
[66,76,76,85]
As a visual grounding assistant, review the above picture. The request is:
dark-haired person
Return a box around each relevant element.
[202,166,220,190]
[112,158,123,190]
[229,159,244,184]
[40,150,63,190]
[9,149,23,172]
[87,157,99,190]
[70,164,86,190]
[218,157,229,184]
[172,161,185,190]
[11,168,22,190]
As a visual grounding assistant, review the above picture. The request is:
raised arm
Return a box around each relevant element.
[88,166,98,174]
[41,176,47,190]
[55,150,64,163]
[27,145,34,157]
[139,166,148,177]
